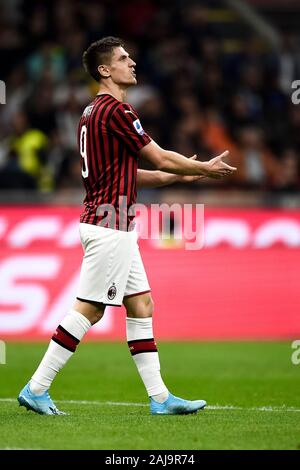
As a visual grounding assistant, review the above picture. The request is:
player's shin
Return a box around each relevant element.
[126,317,169,403]
[29,310,91,395]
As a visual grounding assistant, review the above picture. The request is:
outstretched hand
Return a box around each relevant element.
[205,150,237,179]
[180,151,237,182]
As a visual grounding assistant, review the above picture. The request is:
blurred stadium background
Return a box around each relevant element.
[0,0,299,341]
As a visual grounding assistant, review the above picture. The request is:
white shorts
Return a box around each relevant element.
[77,223,151,306]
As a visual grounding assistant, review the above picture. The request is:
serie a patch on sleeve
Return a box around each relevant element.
[133,119,145,135]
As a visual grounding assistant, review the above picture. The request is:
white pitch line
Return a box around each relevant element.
[0,397,300,412]
[0,447,39,450]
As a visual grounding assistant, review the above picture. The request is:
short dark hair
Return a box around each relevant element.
[82,36,124,82]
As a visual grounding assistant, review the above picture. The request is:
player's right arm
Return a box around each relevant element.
[139,140,236,179]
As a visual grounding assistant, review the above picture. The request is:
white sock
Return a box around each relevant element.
[126,317,169,400]
[30,310,91,395]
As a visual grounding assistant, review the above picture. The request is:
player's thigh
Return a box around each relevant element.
[123,241,151,299]
[123,242,152,317]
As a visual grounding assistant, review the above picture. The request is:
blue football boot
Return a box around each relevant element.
[18,382,66,415]
[150,392,206,415]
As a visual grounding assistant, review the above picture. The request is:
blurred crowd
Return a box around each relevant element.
[0,0,300,196]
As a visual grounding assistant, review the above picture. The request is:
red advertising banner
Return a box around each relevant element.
[0,206,299,340]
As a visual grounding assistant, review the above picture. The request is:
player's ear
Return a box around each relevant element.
[98,64,110,79]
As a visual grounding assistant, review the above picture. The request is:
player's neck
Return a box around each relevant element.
[97,83,127,102]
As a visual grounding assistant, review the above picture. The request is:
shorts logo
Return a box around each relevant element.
[107,283,117,300]
[133,119,145,135]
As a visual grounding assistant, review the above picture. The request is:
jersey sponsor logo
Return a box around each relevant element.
[133,119,145,135]
[107,283,117,300]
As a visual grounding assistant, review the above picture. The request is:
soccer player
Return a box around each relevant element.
[18,37,236,415]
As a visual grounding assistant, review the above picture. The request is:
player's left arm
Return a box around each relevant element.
[109,104,206,187]
[137,156,206,188]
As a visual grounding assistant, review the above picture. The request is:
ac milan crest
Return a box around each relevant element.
[107,283,117,300]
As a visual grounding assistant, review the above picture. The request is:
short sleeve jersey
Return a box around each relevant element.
[78,94,151,230]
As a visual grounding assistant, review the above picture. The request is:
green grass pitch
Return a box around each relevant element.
[0,341,299,450]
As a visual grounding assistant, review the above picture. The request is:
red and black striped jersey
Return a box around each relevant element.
[78,93,151,230]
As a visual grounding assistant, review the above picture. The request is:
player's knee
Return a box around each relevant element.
[145,296,154,316]
[137,294,154,317]
[73,299,105,325]
[124,293,154,318]
[90,309,104,325]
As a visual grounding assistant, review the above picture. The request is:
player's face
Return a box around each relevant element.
[107,47,137,87]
